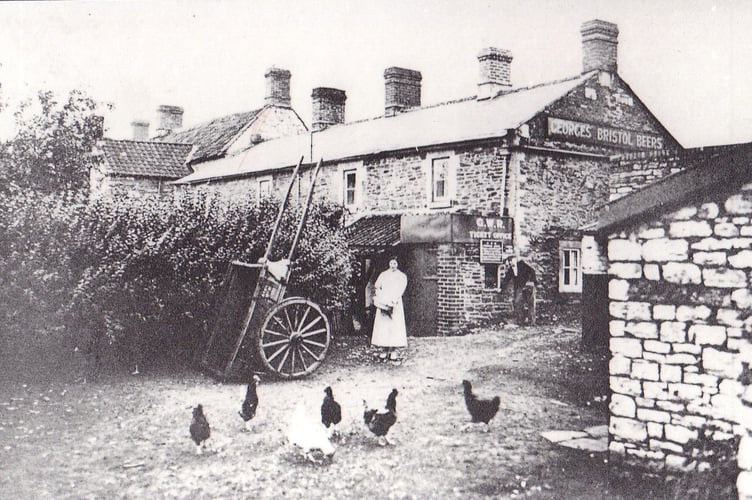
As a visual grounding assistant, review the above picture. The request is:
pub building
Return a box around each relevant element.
[175,19,683,337]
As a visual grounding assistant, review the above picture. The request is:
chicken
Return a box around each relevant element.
[462,379,500,432]
[321,386,342,437]
[189,404,211,454]
[363,388,398,446]
[286,402,335,463]
[239,373,261,431]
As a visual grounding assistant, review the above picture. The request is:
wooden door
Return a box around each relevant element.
[402,246,438,337]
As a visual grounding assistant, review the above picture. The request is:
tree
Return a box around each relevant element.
[0,89,107,193]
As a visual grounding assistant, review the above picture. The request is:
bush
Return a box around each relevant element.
[0,189,353,376]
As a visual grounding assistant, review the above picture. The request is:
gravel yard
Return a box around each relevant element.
[0,324,673,499]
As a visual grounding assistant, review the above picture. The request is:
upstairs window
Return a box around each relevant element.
[343,168,357,207]
[559,241,582,293]
[431,157,450,203]
[258,177,272,202]
[425,153,457,208]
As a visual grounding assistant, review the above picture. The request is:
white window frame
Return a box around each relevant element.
[257,175,273,203]
[337,161,364,209]
[424,152,458,208]
[559,241,582,293]
[343,168,358,208]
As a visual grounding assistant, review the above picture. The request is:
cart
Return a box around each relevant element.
[199,158,331,380]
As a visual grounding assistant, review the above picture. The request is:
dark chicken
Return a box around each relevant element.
[363,388,398,446]
[321,386,342,435]
[189,404,211,454]
[239,374,261,431]
[462,380,500,432]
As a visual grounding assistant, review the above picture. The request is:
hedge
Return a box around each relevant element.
[0,189,353,375]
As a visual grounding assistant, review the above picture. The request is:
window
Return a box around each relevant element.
[559,241,582,293]
[258,177,272,202]
[431,157,450,203]
[424,153,457,208]
[343,168,357,207]
[484,264,502,289]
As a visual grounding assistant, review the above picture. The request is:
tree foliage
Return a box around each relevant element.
[0,89,106,193]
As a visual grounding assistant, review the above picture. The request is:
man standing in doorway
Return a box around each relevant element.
[501,255,537,326]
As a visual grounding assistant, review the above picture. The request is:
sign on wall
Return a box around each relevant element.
[547,116,665,151]
[479,239,504,263]
[401,214,514,245]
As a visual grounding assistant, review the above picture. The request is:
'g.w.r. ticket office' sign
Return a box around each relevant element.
[547,117,665,151]
[400,214,513,264]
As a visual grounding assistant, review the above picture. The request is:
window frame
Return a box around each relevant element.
[559,240,582,293]
[483,263,503,290]
[425,152,458,208]
[257,175,273,203]
[343,167,358,208]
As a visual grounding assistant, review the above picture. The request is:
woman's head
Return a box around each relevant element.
[388,257,399,269]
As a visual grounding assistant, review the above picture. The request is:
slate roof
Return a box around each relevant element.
[161,109,262,164]
[592,142,752,233]
[346,214,401,247]
[96,139,194,178]
[175,73,596,184]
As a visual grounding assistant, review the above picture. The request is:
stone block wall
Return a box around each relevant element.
[606,183,752,484]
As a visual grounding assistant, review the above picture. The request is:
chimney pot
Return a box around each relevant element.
[311,87,347,132]
[581,19,619,74]
[155,105,183,137]
[477,47,513,99]
[131,120,150,141]
[265,67,292,107]
[384,67,422,116]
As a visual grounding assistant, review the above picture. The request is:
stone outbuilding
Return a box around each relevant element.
[173,19,682,336]
[589,143,752,496]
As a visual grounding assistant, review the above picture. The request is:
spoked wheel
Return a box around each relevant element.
[257,297,331,379]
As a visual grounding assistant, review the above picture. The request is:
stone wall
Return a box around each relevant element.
[605,183,752,484]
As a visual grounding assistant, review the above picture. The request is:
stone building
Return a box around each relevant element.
[90,67,307,198]
[89,138,194,199]
[174,19,682,336]
[589,143,752,495]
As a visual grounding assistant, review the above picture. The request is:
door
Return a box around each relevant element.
[401,246,438,337]
[581,273,609,352]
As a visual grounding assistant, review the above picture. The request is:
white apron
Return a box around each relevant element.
[370,268,408,347]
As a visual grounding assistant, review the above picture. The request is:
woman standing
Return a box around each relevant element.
[371,257,408,362]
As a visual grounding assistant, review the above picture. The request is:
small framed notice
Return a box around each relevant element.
[479,239,504,264]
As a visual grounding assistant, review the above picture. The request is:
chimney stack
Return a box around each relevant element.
[265,67,292,107]
[311,87,347,132]
[477,47,513,99]
[581,19,619,74]
[155,105,183,137]
[384,67,422,116]
[131,120,150,141]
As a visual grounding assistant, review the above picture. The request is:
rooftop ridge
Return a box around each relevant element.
[102,138,194,147]
[316,72,593,130]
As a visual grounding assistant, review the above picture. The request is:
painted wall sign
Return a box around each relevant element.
[479,239,504,263]
[401,214,514,244]
[547,117,665,150]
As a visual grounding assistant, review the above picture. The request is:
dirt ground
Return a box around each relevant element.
[0,324,673,499]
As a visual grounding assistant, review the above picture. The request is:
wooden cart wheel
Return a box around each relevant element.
[257,297,331,379]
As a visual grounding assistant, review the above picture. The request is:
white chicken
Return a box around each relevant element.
[286,402,335,463]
